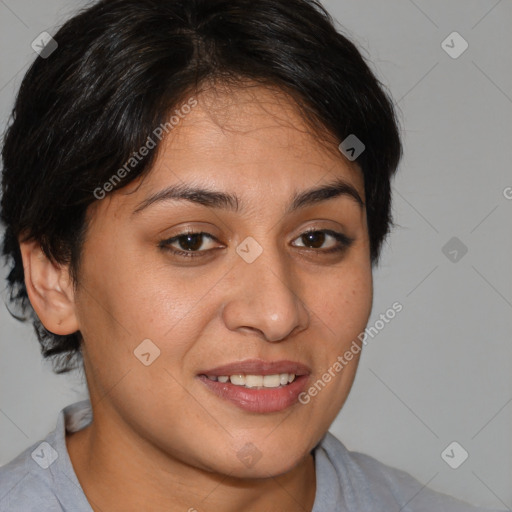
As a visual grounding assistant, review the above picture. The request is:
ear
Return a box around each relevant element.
[19,239,79,335]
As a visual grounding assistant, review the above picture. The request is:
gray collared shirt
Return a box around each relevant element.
[0,400,502,511]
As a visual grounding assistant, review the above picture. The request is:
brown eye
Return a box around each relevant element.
[292,229,354,253]
[175,233,206,251]
[159,231,221,258]
[301,231,327,249]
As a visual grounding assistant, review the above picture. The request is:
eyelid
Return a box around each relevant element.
[159,227,354,259]
[159,231,222,252]
[291,228,354,250]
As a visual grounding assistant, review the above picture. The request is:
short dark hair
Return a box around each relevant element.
[1,0,402,373]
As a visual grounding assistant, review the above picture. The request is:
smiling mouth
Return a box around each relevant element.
[197,359,311,412]
[197,370,310,413]
[200,373,297,389]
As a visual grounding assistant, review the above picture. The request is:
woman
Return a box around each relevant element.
[0,0,502,510]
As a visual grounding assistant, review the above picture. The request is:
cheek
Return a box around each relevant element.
[75,243,222,386]
[78,243,177,335]
[313,262,373,340]
[304,261,372,393]
[288,265,371,443]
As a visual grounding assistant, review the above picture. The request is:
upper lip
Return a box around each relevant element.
[199,359,311,377]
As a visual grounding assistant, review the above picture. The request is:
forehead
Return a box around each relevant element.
[95,84,364,219]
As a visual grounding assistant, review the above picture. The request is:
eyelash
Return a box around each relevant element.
[159,229,354,259]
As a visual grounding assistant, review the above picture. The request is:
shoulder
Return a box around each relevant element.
[0,434,65,511]
[313,431,502,511]
[0,400,93,512]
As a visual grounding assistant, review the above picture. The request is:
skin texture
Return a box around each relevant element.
[20,84,373,512]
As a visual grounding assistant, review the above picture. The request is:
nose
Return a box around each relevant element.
[221,248,310,342]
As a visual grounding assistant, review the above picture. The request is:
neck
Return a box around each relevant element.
[66,404,317,512]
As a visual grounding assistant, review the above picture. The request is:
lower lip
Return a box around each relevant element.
[197,375,309,413]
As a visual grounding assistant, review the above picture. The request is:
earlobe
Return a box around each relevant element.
[19,239,79,335]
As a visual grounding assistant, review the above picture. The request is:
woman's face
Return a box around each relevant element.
[74,84,373,477]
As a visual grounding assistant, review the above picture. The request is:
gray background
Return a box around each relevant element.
[0,0,510,509]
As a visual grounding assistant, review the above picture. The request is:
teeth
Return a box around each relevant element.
[206,373,296,388]
[262,374,281,388]
[245,375,263,387]
[230,374,245,386]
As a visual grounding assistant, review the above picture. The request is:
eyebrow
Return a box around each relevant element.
[132,176,364,216]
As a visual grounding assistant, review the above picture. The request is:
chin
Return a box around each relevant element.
[185,440,307,479]
[228,443,309,479]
